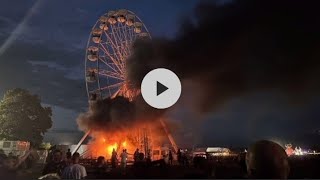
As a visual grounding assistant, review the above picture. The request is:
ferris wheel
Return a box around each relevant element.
[85,9,151,101]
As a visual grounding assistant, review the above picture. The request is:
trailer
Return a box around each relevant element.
[0,140,30,156]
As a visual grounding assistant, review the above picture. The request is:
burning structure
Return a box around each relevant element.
[77,9,178,160]
[75,96,175,160]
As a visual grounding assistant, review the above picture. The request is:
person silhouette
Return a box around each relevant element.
[111,148,117,168]
[246,140,290,179]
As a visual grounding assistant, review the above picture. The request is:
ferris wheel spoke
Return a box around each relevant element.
[114,25,123,41]
[121,41,130,58]
[104,31,124,67]
[123,27,133,53]
[115,24,133,63]
[109,24,126,62]
[101,66,122,79]
[119,46,129,60]
[100,40,121,66]
[99,43,124,74]
[121,26,131,57]
[98,56,121,75]
[129,28,135,45]
[100,82,123,90]
[109,25,123,57]
[111,89,121,98]
[114,24,125,48]
[104,32,120,62]
[126,26,133,43]
[129,17,136,42]
[119,44,129,60]
[113,35,129,69]
[123,24,131,44]
[117,24,131,58]
[98,69,124,80]
[99,72,124,81]
[99,69,123,79]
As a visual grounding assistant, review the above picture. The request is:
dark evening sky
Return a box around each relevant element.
[0,0,319,147]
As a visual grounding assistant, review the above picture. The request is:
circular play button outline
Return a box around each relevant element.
[141,68,182,109]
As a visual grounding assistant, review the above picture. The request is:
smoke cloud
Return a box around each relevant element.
[127,0,320,113]
[78,0,320,132]
[77,95,165,132]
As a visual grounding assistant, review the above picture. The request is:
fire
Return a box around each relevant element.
[87,121,166,159]
[107,142,118,155]
[122,141,127,147]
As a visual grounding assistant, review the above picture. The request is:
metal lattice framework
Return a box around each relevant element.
[85,9,151,101]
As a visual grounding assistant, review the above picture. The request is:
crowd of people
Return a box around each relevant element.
[40,149,87,179]
[0,146,41,179]
[40,147,142,179]
[91,140,295,179]
[0,149,32,179]
[1,140,319,179]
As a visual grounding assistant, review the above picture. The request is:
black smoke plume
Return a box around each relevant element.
[77,95,165,131]
[78,0,320,131]
[127,0,320,113]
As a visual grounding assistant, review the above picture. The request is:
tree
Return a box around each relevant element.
[0,88,52,146]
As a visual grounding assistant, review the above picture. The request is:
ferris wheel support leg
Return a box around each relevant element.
[159,118,178,154]
[72,130,91,155]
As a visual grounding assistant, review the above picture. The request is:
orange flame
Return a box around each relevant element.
[122,141,127,147]
[87,121,166,159]
[107,142,118,155]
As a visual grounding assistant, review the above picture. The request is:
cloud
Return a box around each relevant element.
[28,61,68,70]
[0,41,87,112]
[28,60,83,81]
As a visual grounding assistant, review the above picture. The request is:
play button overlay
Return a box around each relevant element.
[141,68,181,109]
[157,81,168,96]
